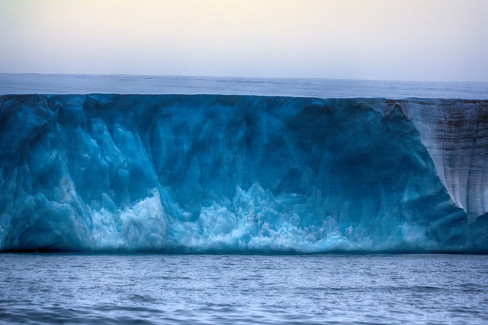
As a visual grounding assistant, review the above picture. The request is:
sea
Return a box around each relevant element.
[1,73,488,98]
[1,74,488,324]
[1,254,488,324]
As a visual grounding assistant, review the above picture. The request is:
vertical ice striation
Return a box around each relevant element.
[371,99,488,220]
[0,95,486,252]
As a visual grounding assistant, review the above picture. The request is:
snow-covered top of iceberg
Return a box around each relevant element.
[1,74,487,99]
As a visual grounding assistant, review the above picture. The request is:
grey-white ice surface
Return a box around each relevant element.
[366,99,488,219]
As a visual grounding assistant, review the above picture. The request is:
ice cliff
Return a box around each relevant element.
[0,95,487,252]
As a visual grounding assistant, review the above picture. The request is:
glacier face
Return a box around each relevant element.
[0,95,486,252]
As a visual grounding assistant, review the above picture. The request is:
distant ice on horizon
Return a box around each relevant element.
[1,74,487,99]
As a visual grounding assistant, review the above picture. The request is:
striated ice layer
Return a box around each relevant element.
[408,101,488,219]
[0,95,487,252]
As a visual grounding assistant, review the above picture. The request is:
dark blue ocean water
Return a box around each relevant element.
[1,254,487,324]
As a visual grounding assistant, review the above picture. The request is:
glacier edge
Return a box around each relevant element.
[0,95,487,253]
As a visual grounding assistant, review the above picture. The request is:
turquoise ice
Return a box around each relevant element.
[0,95,486,252]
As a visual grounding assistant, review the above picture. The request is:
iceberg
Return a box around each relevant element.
[0,94,486,252]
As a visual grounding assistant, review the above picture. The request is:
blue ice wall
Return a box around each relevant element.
[0,95,486,252]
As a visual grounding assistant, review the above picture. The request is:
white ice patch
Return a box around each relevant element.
[163,184,434,253]
[90,189,167,251]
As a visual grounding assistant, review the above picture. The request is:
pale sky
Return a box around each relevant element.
[1,0,487,81]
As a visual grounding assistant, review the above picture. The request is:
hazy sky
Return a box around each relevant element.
[1,0,487,81]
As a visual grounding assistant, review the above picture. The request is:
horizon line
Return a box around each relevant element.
[1,72,487,85]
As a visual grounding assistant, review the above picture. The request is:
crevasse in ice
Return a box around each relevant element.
[0,95,486,252]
